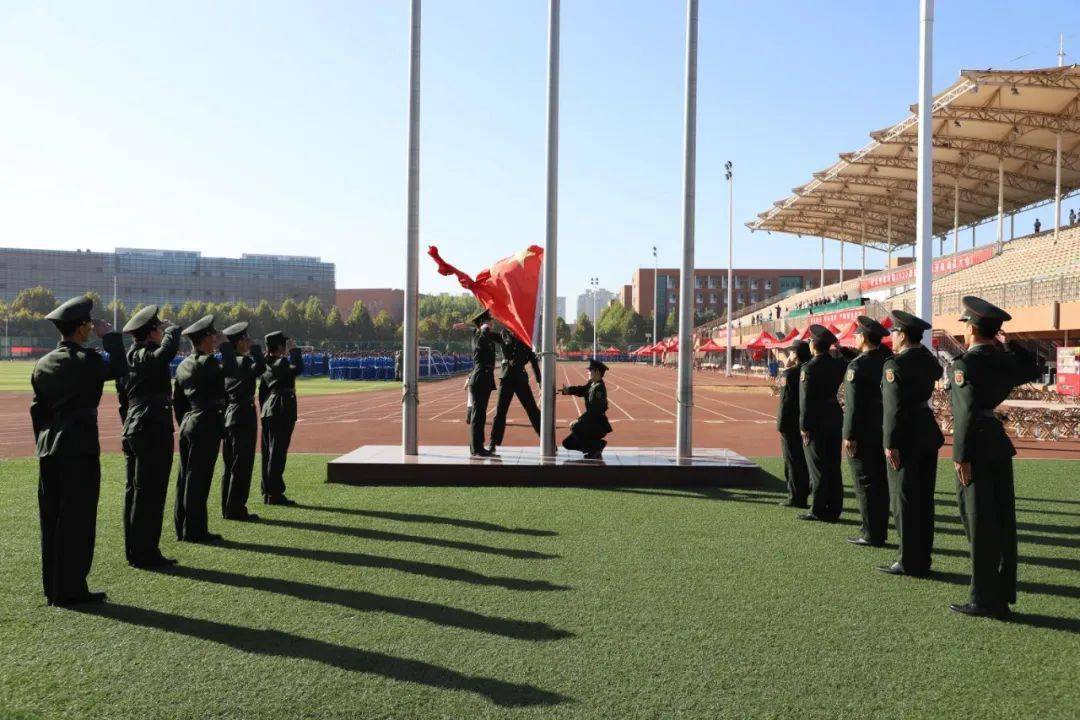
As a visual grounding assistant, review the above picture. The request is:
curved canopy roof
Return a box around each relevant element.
[749,66,1080,249]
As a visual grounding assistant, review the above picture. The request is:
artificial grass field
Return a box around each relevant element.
[0,455,1076,719]
[0,360,392,396]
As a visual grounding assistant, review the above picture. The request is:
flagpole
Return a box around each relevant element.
[401,0,422,456]
[539,0,560,459]
[675,0,698,462]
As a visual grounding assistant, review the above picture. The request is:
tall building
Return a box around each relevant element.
[556,296,566,320]
[335,288,405,323]
[575,288,617,323]
[0,247,335,309]
[630,267,865,330]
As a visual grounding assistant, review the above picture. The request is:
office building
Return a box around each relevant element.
[575,288,617,323]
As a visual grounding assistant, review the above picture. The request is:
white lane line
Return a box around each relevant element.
[620,372,759,420]
[559,366,582,415]
[606,383,635,420]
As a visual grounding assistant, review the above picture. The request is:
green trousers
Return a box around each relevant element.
[957,458,1017,609]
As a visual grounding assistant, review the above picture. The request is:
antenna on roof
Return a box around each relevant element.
[1059,33,1065,66]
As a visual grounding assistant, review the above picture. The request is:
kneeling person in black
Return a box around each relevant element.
[559,359,612,459]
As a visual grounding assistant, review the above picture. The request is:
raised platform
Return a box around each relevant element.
[327,445,760,487]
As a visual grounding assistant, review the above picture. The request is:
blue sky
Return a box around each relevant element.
[0,1,1076,303]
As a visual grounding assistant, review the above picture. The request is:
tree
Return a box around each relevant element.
[84,292,104,309]
[302,297,326,340]
[278,298,302,339]
[372,310,397,341]
[597,302,631,346]
[324,306,345,338]
[11,286,57,316]
[555,316,570,346]
[664,310,679,337]
[695,308,718,326]
[160,303,177,324]
[106,300,128,329]
[254,300,276,332]
[625,311,649,343]
[571,312,594,348]
[346,301,374,341]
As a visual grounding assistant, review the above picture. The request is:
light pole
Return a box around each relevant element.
[652,245,658,367]
[724,161,734,378]
[589,277,599,358]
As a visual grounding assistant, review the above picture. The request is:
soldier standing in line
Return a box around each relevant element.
[949,297,1041,619]
[465,309,504,457]
[559,358,612,460]
[842,316,893,547]
[259,331,304,505]
[797,325,847,522]
[173,315,236,543]
[31,296,126,605]
[488,328,542,454]
[121,305,182,568]
[220,321,264,521]
[776,340,812,508]
[878,310,943,577]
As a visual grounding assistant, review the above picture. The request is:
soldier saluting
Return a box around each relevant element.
[259,330,303,505]
[842,316,892,547]
[220,322,265,521]
[878,310,943,577]
[120,305,182,568]
[31,295,126,605]
[797,324,847,522]
[776,340,812,508]
[465,309,504,457]
[488,327,542,454]
[173,315,236,543]
[949,296,1041,619]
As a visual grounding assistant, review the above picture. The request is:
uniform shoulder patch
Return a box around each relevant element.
[954,370,965,386]
[885,368,895,383]
[846,369,855,382]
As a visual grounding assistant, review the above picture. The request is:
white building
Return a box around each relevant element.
[575,288,616,323]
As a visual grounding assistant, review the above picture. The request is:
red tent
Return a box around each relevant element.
[698,338,726,352]
[742,331,779,350]
[605,346,621,353]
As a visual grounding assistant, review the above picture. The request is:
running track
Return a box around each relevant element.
[1,362,1076,460]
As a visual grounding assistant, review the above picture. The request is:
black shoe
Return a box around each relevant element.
[949,602,1010,620]
[224,512,260,521]
[778,500,809,508]
[264,495,297,506]
[185,533,223,544]
[486,445,499,455]
[877,562,928,577]
[132,556,178,569]
[797,513,825,522]
[54,591,107,607]
[846,537,884,547]
[583,451,603,460]
[471,448,493,458]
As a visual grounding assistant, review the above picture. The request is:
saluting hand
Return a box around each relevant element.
[955,461,973,487]
[885,448,902,471]
[91,319,112,339]
[800,431,810,446]
[843,439,857,458]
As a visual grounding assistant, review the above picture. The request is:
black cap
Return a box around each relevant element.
[222,321,249,341]
[958,296,1011,329]
[854,315,888,341]
[181,314,216,339]
[44,296,93,324]
[793,340,811,362]
[588,358,609,373]
[123,305,161,334]
[888,309,932,333]
[808,324,837,346]
[471,308,492,325]
[265,330,288,348]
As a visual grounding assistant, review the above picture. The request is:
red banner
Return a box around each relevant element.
[804,307,863,327]
[858,246,996,292]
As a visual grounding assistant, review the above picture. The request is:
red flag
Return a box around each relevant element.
[428,245,544,346]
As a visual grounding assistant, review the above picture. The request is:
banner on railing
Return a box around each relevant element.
[858,246,996,292]
[802,307,864,327]
[1057,347,1080,396]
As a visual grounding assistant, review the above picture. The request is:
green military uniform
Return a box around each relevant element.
[949,297,1041,618]
[173,315,236,542]
[775,341,811,507]
[489,329,541,450]
[798,325,847,522]
[220,322,265,520]
[120,305,182,567]
[31,296,126,605]
[561,358,612,459]
[467,310,504,456]
[880,310,943,577]
[842,317,892,546]
[259,331,304,503]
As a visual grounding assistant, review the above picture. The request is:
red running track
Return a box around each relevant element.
[1,362,1076,460]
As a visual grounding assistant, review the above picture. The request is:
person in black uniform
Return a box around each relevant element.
[488,328,541,454]
[949,297,1041,619]
[121,305,182,568]
[220,321,265,521]
[776,340,812,508]
[798,324,847,522]
[842,316,893,547]
[878,310,944,577]
[31,296,126,605]
[173,315,236,543]
[259,330,303,505]
[559,359,612,459]
[466,309,504,457]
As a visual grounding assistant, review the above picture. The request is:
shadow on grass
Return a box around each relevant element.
[584,468,789,503]
[931,545,1080,572]
[74,603,570,707]
[257,517,559,560]
[302,506,558,537]
[927,569,1080,609]
[162,565,572,641]
[222,540,570,592]
[929,522,1080,551]
[935,513,1080,536]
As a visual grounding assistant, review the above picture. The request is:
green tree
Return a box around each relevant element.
[571,312,594,348]
[11,286,58,316]
[372,310,397,341]
[254,300,276,332]
[625,310,649,343]
[596,302,630,346]
[664,309,679,337]
[278,298,302,339]
[302,297,326,340]
[324,306,345,339]
[346,301,374,341]
[84,292,104,309]
[160,303,177,324]
[106,300,128,329]
[555,316,570,346]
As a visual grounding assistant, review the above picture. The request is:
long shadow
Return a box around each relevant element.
[222,540,570,592]
[932,545,1080,572]
[303,506,558,537]
[927,569,1080,602]
[163,565,571,641]
[74,603,569,707]
[927,523,1079,550]
[257,518,559,560]
[933,492,1080,519]
[934,514,1080,536]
